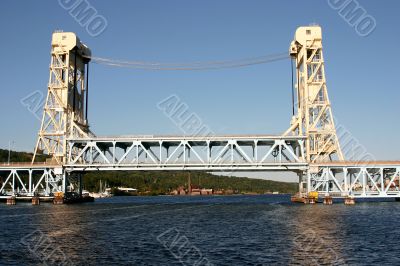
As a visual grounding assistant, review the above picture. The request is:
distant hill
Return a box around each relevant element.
[83,171,298,195]
[0,149,47,163]
[0,149,298,194]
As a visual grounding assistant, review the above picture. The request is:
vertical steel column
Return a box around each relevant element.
[12,170,15,196]
[307,171,311,194]
[62,172,66,194]
[73,47,77,112]
[343,167,348,196]
[85,62,89,121]
[380,167,384,196]
[45,170,49,196]
[362,168,367,196]
[28,170,32,196]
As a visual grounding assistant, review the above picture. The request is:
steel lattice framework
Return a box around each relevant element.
[66,136,307,171]
[285,26,344,163]
[309,162,400,198]
[0,165,64,198]
[33,32,92,164]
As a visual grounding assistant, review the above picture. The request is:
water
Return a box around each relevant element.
[1,195,400,265]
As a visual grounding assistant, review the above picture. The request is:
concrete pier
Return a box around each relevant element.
[32,197,40,205]
[324,196,333,205]
[344,196,356,205]
[6,197,16,205]
[53,196,64,205]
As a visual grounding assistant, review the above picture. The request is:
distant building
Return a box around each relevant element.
[171,186,187,195]
[189,185,213,195]
[190,188,201,196]
[214,190,224,195]
[171,185,214,196]
[117,187,138,195]
[201,189,213,195]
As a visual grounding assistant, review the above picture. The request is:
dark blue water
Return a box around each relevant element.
[0,195,400,265]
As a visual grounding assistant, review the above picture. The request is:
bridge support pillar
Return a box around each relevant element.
[297,172,309,196]
[323,196,333,205]
[32,197,40,205]
[6,197,16,205]
[344,196,356,205]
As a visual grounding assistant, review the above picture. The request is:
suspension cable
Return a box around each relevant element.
[83,52,289,71]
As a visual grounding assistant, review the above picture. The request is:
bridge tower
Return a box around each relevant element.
[33,32,92,164]
[285,25,344,163]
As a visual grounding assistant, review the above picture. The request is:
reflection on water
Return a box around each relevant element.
[1,195,400,265]
[289,206,347,265]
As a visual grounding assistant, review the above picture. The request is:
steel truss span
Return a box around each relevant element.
[308,163,400,198]
[66,136,308,171]
[0,165,64,198]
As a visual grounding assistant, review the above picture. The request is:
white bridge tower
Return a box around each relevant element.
[33,32,92,164]
[285,25,344,163]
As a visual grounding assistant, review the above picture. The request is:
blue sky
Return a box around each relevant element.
[0,0,399,164]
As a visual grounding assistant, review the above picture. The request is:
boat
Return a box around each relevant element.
[89,180,113,198]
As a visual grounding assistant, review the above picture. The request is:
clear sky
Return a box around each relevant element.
[0,0,399,166]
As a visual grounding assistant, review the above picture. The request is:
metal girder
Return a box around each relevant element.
[65,135,308,172]
[307,163,400,198]
[0,166,64,197]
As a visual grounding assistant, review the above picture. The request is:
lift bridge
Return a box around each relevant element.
[1,25,400,200]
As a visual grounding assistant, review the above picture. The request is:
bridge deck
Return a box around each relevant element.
[0,163,59,169]
[311,161,400,166]
[1,161,400,170]
[0,161,400,171]
[1,160,400,198]
[74,134,307,140]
